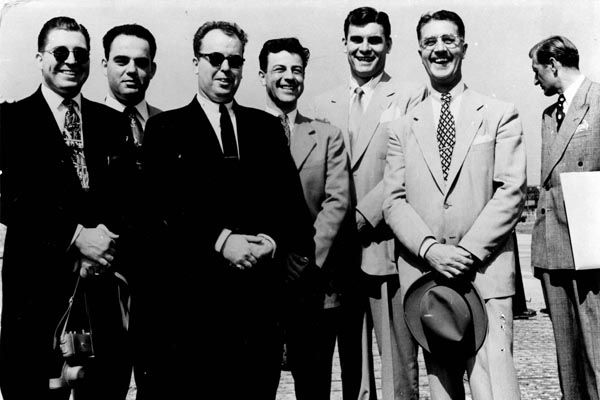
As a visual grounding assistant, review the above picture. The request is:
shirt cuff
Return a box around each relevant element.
[257,233,276,258]
[355,209,371,233]
[70,224,84,250]
[419,237,438,258]
[215,229,233,253]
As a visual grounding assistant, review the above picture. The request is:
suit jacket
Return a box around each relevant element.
[0,87,134,397]
[139,96,314,332]
[532,78,600,270]
[383,87,527,299]
[147,103,162,118]
[291,112,350,270]
[311,73,426,276]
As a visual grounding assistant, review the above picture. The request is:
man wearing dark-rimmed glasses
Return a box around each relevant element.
[137,20,314,399]
[0,16,136,400]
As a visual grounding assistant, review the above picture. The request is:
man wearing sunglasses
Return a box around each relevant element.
[0,16,135,400]
[102,24,161,155]
[137,21,314,400]
[311,7,425,400]
[383,10,525,399]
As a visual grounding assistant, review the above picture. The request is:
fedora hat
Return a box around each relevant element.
[403,272,488,356]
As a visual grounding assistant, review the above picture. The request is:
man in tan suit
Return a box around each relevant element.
[259,37,351,400]
[312,7,424,400]
[383,10,526,399]
[102,24,161,147]
[530,35,600,400]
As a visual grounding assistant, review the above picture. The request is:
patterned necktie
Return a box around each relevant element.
[437,92,455,181]
[124,106,143,146]
[556,94,566,131]
[279,114,291,145]
[62,99,89,189]
[219,104,238,159]
[348,86,364,155]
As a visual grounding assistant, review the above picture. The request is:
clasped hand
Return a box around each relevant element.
[222,234,273,270]
[74,224,119,268]
[424,243,475,279]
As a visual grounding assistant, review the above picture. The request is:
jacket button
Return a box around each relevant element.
[440,238,447,244]
[541,208,546,215]
[578,161,584,167]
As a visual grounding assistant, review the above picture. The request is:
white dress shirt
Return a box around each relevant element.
[562,73,585,114]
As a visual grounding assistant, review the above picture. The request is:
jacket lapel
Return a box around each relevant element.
[542,79,592,184]
[326,86,350,152]
[445,89,485,191]
[291,113,317,170]
[411,101,445,193]
[352,73,394,168]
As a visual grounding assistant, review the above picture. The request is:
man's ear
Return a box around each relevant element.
[342,36,348,53]
[549,57,560,74]
[192,57,199,75]
[386,37,393,53]
[149,61,157,80]
[101,58,108,77]
[258,70,266,87]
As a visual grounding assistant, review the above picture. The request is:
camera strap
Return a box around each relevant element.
[52,275,94,351]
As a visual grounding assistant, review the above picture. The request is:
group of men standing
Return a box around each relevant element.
[0,5,599,400]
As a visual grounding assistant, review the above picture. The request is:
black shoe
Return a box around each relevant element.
[514,308,537,319]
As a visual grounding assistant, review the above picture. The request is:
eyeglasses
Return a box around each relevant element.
[198,52,245,69]
[43,46,90,63]
[419,35,463,50]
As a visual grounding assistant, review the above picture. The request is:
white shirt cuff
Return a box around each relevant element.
[419,237,438,258]
[215,229,233,253]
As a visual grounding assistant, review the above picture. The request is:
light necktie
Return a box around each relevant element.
[437,92,455,181]
[124,106,143,146]
[62,99,89,189]
[348,86,364,155]
[279,113,291,145]
[556,94,566,131]
[219,104,238,159]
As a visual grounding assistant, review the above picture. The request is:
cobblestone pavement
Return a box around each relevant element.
[275,234,562,400]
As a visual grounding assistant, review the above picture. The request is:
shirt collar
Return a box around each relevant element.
[196,93,233,113]
[41,84,81,111]
[428,79,466,103]
[105,94,150,122]
[349,71,384,95]
[265,105,297,124]
[562,73,585,109]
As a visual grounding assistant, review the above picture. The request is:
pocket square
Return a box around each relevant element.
[575,119,590,133]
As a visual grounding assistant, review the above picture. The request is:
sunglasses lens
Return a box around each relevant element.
[73,49,90,63]
[52,47,69,63]
[207,53,226,67]
[228,56,244,69]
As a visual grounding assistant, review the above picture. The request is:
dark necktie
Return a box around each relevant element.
[556,94,566,131]
[124,106,143,146]
[279,114,291,145]
[62,99,89,189]
[437,92,455,181]
[219,104,238,159]
[348,86,364,155]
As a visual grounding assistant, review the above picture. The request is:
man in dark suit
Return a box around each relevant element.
[137,21,314,400]
[530,35,600,400]
[0,16,135,400]
[259,37,351,399]
[102,24,161,148]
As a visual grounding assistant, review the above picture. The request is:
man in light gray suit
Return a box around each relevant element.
[311,6,424,400]
[102,24,161,149]
[530,35,600,400]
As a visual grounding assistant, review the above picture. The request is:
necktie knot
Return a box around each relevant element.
[441,92,452,104]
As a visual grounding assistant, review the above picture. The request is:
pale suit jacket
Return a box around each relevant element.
[532,78,600,270]
[291,112,350,271]
[383,87,527,299]
[311,73,426,276]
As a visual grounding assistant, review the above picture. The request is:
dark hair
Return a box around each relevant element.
[258,37,310,71]
[416,10,465,41]
[193,21,248,56]
[38,16,90,52]
[529,35,579,69]
[343,7,391,40]
[103,24,157,60]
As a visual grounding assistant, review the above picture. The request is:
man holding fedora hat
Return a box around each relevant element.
[383,10,526,399]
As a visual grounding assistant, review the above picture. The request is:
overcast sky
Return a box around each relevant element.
[1,0,599,184]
